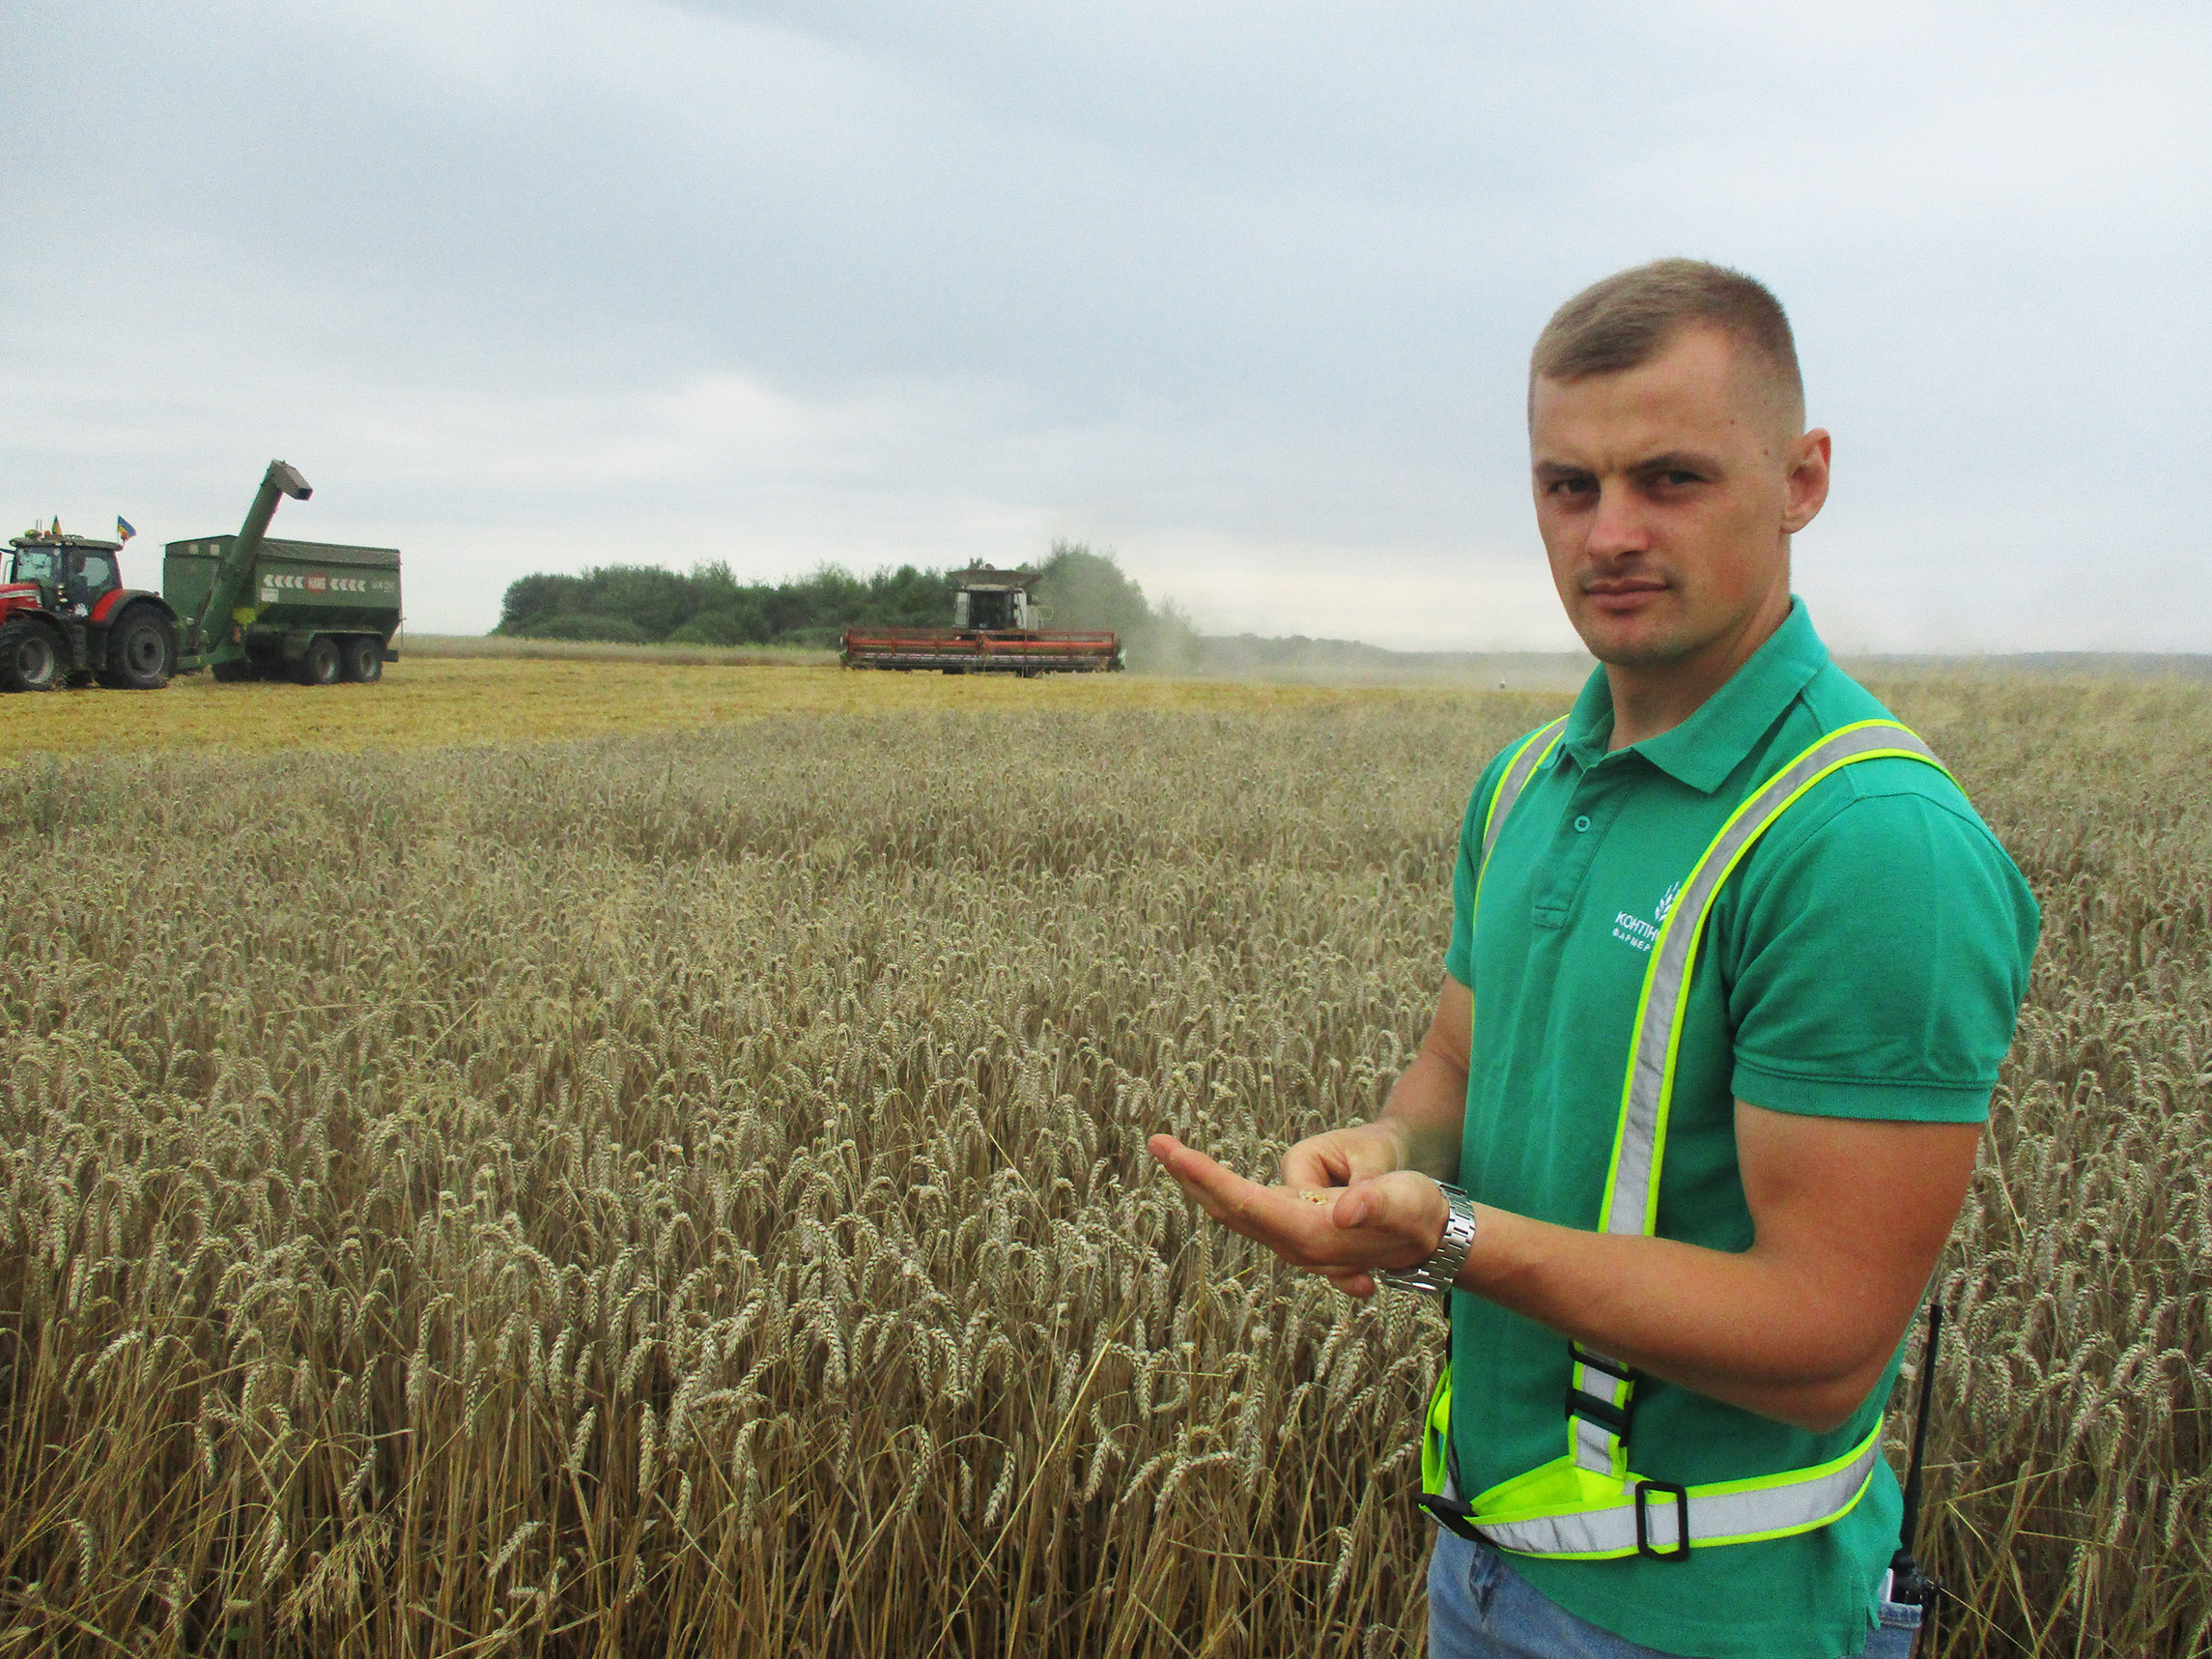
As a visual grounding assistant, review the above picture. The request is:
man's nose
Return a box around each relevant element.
[1586,482,1651,558]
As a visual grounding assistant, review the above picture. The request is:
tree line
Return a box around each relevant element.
[495,542,1200,664]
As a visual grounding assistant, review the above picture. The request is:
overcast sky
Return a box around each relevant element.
[4,1,2207,648]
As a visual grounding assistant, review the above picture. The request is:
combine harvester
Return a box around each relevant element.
[840,567,1122,675]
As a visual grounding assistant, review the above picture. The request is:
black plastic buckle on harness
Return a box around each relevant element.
[1418,1430,1489,1544]
[1564,1385,1634,1439]
[1634,1480,1691,1562]
[1416,1490,1487,1544]
[1565,1343,1639,1440]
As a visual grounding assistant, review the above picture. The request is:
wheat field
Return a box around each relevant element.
[0,672,2205,1656]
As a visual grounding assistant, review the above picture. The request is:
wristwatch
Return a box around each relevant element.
[1376,1182,1478,1297]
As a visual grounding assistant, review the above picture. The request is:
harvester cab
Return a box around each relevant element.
[0,521,182,693]
[950,568,1038,631]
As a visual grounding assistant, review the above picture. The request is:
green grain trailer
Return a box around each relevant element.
[166,460,403,684]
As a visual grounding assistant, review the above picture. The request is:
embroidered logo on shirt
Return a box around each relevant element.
[1612,883,1680,955]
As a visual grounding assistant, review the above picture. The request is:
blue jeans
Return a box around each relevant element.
[1427,1528,1924,1659]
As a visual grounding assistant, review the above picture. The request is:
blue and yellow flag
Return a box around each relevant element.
[116,516,136,542]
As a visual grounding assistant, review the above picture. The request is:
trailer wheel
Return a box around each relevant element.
[98,606,178,690]
[0,618,61,692]
[295,635,342,686]
[340,636,383,683]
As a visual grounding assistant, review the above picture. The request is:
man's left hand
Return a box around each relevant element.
[1147,1133,1448,1298]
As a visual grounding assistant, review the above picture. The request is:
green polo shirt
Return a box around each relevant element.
[1441,600,2038,1659]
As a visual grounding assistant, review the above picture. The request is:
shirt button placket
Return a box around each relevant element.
[1534,774,1614,927]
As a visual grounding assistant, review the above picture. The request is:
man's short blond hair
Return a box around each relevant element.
[1530,259,1805,434]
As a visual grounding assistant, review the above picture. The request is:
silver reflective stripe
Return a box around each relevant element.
[1479,1437,1881,1557]
[1569,1351,1631,1474]
[1573,1415,1613,1474]
[1603,724,1943,1240]
[1481,718,1568,868]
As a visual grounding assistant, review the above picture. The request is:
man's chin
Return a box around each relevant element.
[1590,642,1691,669]
[1573,614,1692,669]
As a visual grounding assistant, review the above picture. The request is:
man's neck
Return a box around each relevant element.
[1604,588,1794,751]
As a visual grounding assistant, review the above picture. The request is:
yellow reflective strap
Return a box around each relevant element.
[1596,721,1948,1242]
[1572,722,1944,1490]
[1465,1425,1886,1560]
[1468,716,1568,1043]
[1565,1349,1633,1478]
[1472,717,1568,932]
[1464,1449,1631,1523]
[1421,1363,1453,1496]
[1634,727,1948,1235]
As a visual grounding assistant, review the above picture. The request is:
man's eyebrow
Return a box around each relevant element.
[1630,450,1726,476]
[1530,450,1727,477]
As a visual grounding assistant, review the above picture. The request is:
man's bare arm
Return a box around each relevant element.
[1459,1104,1980,1430]
[1152,1091,1980,1433]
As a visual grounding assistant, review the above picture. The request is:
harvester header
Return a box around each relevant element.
[841,566,1122,675]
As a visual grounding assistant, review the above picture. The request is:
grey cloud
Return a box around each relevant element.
[2,0,2206,646]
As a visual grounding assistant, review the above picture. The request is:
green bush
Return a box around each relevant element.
[667,599,771,646]
[497,562,958,643]
[666,615,731,646]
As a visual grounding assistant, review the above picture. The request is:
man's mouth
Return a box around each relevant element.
[1583,577,1669,612]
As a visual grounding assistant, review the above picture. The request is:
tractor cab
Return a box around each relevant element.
[0,520,179,695]
[950,567,1039,633]
[4,525,125,618]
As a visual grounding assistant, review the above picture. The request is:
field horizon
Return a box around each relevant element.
[399,631,2212,691]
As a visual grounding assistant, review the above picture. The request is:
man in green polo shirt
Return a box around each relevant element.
[1149,259,2039,1659]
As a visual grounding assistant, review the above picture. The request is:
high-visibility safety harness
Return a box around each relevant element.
[1420,717,1948,1561]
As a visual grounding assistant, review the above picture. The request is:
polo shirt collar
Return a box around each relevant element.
[1557,597,1831,794]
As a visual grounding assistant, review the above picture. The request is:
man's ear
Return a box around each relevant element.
[1782,429,1832,535]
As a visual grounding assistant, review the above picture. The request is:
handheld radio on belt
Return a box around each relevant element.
[1886,1301,1946,1653]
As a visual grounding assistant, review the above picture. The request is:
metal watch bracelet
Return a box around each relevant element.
[1375,1182,1477,1297]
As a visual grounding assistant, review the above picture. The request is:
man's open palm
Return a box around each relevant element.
[1147,1133,1446,1298]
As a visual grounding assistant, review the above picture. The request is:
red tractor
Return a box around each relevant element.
[0,522,182,692]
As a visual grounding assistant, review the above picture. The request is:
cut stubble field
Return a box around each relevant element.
[0,657,1375,758]
[0,664,2205,1657]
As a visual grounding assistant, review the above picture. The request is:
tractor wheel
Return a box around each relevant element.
[211,657,261,683]
[0,618,62,692]
[295,636,342,687]
[98,606,178,690]
[340,636,383,683]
